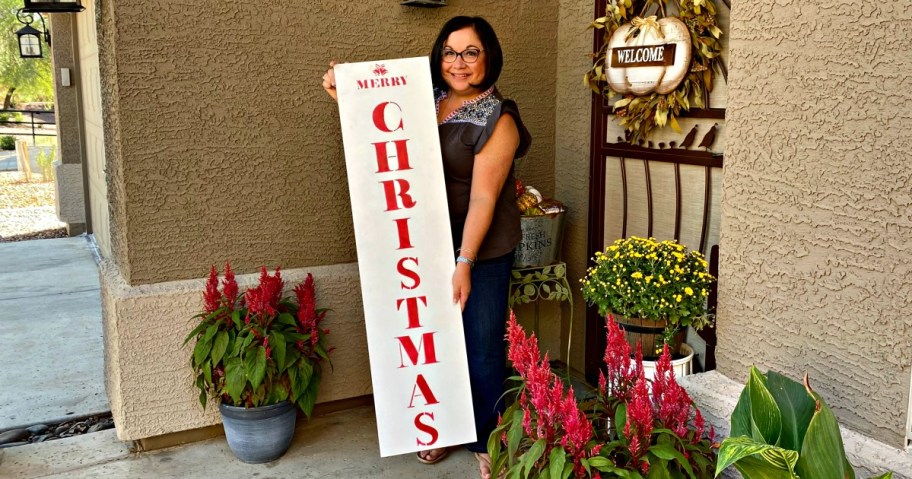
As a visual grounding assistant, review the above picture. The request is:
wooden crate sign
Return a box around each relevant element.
[334,57,476,457]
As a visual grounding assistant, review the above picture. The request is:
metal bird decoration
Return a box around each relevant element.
[680,125,698,149]
[698,123,718,151]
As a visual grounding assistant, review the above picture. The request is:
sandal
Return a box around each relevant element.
[416,447,450,465]
[474,452,494,479]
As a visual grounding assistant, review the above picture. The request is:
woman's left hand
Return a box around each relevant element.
[452,263,472,312]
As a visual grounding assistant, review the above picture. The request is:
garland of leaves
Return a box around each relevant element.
[585,0,725,142]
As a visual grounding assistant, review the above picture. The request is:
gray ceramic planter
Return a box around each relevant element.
[219,401,296,464]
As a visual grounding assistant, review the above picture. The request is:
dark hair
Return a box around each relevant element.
[430,16,503,92]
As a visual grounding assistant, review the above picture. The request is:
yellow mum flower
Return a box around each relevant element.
[685,287,694,296]
[631,272,643,279]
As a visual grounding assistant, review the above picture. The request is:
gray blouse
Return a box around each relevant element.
[435,86,532,261]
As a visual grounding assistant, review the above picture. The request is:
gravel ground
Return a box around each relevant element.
[0,172,67,242]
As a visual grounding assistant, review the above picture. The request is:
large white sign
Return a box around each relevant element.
[334,57,476,457]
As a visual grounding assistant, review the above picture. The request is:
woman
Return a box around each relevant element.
[322,16,530,479]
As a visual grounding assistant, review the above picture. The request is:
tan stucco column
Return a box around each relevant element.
[49,14,86,236]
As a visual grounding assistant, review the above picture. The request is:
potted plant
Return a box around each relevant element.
[581,236,714,358]
[183,263,332,464]
[717,367,893,478]
[488,313,716,478]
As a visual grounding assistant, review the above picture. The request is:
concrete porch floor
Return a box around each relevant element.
[0,405,482,478]
[0,236,107,431]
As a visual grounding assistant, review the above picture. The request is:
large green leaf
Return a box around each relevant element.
[245,346,267,390]
[210,331,229,366]
[203,324,219,342]
[731,381,753,438]
[522,439,546,478]
[270,331,287,372]
[548,446,566,479]
[289,363,305,402]
[225,358,246,403]
[795,393,848,479]
[298,360,314,389]
[716,436,798,478]
[615,403,628,438]
[182,320,210,346]
[765,371,815,451]
[507,409,523,467]
[645,459,671,479]
[193,336,213,367]
[649,443,694,479]
[747,367,783,445]
[733,455,799,479]
[298,368,321,418]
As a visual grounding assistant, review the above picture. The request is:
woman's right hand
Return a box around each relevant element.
[322,61,339,102]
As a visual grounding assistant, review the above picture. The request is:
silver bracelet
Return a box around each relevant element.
[456,256,475,268]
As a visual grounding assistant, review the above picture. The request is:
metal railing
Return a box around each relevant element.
[0,108,56,144]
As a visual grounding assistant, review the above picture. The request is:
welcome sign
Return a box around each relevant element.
[334,57,476,457]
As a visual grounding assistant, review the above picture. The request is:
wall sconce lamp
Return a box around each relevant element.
[15,10,49,58]
[400,0,447,7]
[22,0,84,13]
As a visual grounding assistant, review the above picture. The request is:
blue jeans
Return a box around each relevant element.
[462,250,514,453]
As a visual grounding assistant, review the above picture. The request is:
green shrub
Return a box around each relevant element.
[36,147,56,182]
[0,136,15,150]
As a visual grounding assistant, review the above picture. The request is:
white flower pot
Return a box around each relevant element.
[641,342,694,382]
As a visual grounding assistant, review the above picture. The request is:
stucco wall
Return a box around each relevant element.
[97,0,558,285]
[49,15,81,167]
[554,0,594,371]
[101,260,368,440]
[49,15,86,234]
[717,1,912,447]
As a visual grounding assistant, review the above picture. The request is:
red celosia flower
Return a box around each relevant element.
[624,372,653,465]
[293,273,327,349]
[602,315,638,403]
[203,265,221,313]
[222,262,238,309]
[245,266,284,321]
[505,312,595,476]
[651,344,696,438]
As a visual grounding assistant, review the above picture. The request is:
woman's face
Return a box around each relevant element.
[441,27,486,97]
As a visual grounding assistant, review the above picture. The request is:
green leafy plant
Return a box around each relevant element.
[489,314,716,478]
[183,264,332,418]
[581,236,714,337]
[0,135,15,150]
[716,367,893,479]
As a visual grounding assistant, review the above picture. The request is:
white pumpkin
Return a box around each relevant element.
[605,16,692,96]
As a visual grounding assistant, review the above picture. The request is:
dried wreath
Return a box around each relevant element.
[585,0,725,142]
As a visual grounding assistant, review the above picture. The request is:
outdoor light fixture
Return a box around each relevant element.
[22,0,84,13]
[15,10,49,58]
[400,0,447,7]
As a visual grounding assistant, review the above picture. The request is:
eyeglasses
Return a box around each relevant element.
[441,48,484,64]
